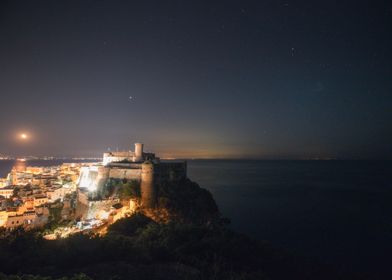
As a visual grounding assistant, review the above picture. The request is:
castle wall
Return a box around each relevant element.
[102,143,155,165]
[109,168,141,180]
[107,163,142,169]
[103,154,134,166]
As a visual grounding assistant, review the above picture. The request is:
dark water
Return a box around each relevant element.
[187,160,392,277]
[1,159,392,276]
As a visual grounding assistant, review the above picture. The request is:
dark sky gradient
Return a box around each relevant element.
[0,1,391,159]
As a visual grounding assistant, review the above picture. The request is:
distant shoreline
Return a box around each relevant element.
[0,158,390,162]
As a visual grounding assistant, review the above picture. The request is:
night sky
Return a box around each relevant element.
[0,1,391,159]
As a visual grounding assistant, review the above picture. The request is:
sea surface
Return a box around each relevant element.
[1,159,392,277]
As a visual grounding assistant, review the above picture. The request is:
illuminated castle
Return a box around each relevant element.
[102,143,154,165]
[77,143,186,208]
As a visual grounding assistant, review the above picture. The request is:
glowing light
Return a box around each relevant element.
[78,167,98,191]
[20,133,28,139]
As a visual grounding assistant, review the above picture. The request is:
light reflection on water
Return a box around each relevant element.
[13,160,26,172]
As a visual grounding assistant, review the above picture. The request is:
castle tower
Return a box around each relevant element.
[140,161,156,208]
[134,143,144,162]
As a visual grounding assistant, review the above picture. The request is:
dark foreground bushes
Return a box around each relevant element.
[0,213,363,280]
[0,274,91,280]
[0,217,264,279]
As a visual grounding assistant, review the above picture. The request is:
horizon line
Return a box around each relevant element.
[0,156,390,161]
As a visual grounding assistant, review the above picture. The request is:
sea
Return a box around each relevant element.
[1,159,391,277]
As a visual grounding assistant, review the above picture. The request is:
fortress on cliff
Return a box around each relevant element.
[77,143,187,209]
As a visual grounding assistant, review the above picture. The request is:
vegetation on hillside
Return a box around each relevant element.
[118,179,141,199]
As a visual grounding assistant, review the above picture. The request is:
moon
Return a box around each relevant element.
[20,133,28,140]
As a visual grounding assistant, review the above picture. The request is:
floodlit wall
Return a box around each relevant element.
[78,166,109,192]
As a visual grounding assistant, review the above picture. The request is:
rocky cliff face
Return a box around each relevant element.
[155,178,220,223]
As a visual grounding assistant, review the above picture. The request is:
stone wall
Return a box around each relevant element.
[109,168,141,180]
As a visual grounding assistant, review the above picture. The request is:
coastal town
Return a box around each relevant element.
[0,143,187,238]
[0,161,86,233]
